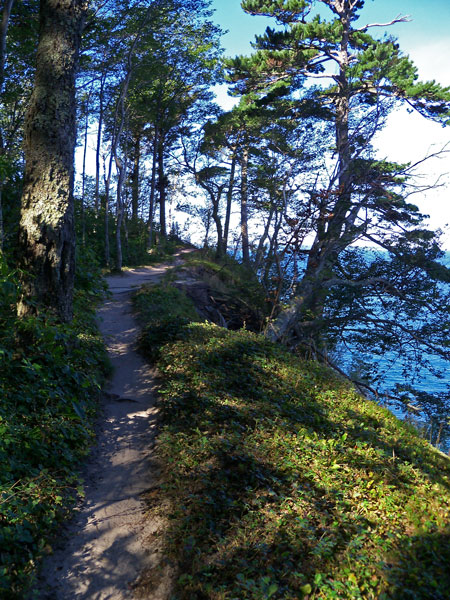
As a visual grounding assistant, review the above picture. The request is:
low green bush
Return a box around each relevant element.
[135,283,450,600]
[183,249,268,315]
[134,284,201,361]
[0,252,109,598]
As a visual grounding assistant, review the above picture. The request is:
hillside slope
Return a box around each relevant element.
[133,269,450,600]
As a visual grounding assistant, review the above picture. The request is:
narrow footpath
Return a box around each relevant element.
[34,254,190,599]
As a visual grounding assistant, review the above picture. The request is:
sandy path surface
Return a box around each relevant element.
[33,255,189,599]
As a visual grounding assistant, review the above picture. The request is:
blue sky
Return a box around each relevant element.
[210,0,450,247]
[211,0,450,67]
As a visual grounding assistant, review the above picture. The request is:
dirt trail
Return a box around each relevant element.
[34,254,190,599]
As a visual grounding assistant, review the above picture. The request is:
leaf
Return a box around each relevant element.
[300,583,312,595]
[71,400,86,421]
[268,583,278,597]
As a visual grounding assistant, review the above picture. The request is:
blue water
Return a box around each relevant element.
[339,347,449,450]
[335,251,450,451]
[276,249,450,451]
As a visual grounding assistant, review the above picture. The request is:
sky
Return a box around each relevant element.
[209,0,450,248]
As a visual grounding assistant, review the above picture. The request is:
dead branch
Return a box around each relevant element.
[357,14,411,31]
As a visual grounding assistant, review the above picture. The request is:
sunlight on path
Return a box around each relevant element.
[33,257,188,599]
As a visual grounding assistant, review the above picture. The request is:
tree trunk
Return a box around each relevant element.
[266,6,353,346]
[80,89,91,246]
[104,23,143,267]
[262,207,280,284]
[241,146,250,266]
[208,187,224,257]
[94,71,106,215]
[147,128,158,248]
[253,202,274,272]
[157,136,167,238]
[130,131,141,225]
[115,156,125,271]
[240,144,250,265]
[0,0,13,91]
[203,206,211,248]
[111,73,132,271]
[103,159,111,267]
[17,0,87,322]
[223,149,237,254]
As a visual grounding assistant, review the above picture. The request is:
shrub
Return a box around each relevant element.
[134,282,450,600]
[0,255,109,597]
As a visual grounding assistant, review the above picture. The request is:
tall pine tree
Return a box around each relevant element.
[230,0,450,419]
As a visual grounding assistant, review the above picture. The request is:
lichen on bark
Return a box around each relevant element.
[17,0,88,322]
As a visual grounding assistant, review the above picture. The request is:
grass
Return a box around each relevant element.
[135,283,450,600]
[0,251,110,598]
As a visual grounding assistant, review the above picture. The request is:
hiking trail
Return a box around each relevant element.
[35,252,192,599]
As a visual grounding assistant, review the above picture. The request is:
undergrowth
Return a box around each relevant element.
[136,283,450,600]
[169,248,269,331]
[0,249,110,598]
[124,236,188,270]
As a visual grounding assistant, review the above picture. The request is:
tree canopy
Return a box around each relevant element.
[0,0,448,435]
[222,0,450,429]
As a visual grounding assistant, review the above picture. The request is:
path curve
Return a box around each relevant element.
[34,253,191,599]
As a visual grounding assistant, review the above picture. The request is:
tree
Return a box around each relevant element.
[85,0,223,264]
[0,0,15,250]
[0,0,38,251]
[142,3,223,239]
[17,0,88,322]
[236,0,450,339]
[231,0,450,415]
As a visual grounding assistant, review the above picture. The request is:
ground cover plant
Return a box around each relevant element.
[0,250,110,598]
[136,284,450,600]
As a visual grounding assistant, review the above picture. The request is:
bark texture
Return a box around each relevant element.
[17,0,87,322]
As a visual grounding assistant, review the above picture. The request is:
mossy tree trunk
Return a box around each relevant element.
[17,0,87,322]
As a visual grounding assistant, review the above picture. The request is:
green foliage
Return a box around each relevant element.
[135,283,450,600]
[229,0,450,424]
[135,284,201,361]
[75,200,187,270]
[0,255,109,597]
[145,236,189,265]
[0,253,17,324]
[173,248,270,331]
